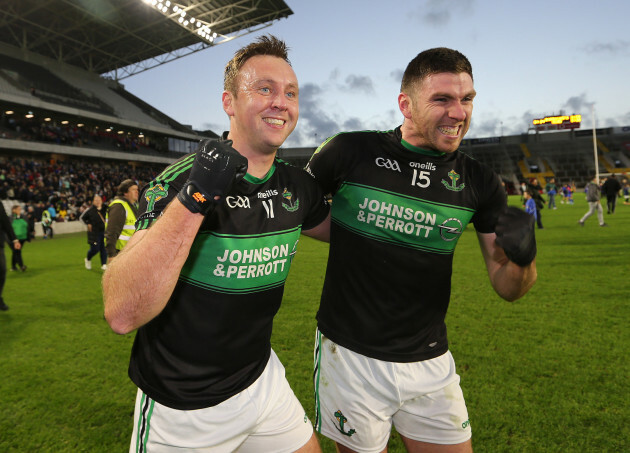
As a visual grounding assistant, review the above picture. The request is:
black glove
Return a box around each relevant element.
[494,207,537,267]
[177,139,248,215]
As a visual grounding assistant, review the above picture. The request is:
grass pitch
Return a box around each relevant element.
[0,195,628,452]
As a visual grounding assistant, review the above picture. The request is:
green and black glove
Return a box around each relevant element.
[177,139,248,215]
[494,207,537,267]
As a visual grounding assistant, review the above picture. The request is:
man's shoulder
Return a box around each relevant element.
[323,129,395,148]
[274,158,318,183]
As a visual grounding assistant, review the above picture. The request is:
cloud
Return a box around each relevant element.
[562,93,592,114]
[285,82,345,146]
[344,75,375,94]
[412,0,474,27]
[469,117,501,137]
[390,69,404,86]
[583,40,630,55]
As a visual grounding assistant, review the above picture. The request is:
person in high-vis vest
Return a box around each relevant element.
[104,179,139,263]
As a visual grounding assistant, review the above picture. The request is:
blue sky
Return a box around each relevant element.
[122,0,630,147]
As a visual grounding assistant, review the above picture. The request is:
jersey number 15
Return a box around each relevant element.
[411,169,431,188]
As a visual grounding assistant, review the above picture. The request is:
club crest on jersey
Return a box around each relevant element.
[442,170,465,191]
[438,217,464,241]
[281,188,299,212]
[144,183,168,211]
[333,410,356,437]
[375,157,401,172]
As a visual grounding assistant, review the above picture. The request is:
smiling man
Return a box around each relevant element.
[307,47,537,453]
[103,35,329,452]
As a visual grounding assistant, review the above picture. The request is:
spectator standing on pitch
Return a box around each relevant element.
[306,47,537,453]
[526,178,545,229]
[104,179,138,262]
[579,176,607,227]
[10,205,28,271]
[0,202,20,311]
[25,205,36,241]
[80,194,107,270]
[103,35,329,452]
[524,190,537,221]
[601,173,621,214]
[545,177,558,209]
[41,207,53,238]
[622,177,630,205]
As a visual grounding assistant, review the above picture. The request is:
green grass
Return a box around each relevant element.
[1,195,628,452]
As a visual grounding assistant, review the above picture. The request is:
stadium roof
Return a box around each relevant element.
[0,0,293,79]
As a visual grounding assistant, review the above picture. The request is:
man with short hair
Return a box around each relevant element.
[104,179,138,261]
[578,176,607,227]
[307,47,537,453]
[103,35,329,452]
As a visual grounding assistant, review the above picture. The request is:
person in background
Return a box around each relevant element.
[601,173,621,214]
[0,202,20,311]
[80,194,108,270]
[41,207,53,239]
[622,177,629,205]
[104,179,138,262]
[25,205,36,241]
[526,178,545,229]
[10,205,28,272]
[578,176,607,227]
[545,177,557,210]
[524,189,537,221]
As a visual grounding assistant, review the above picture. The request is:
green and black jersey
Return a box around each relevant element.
[306,127,506,363]
[128,147,329,410]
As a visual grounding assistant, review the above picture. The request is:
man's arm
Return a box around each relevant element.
[302,212,330,242]
[477,231,537,302]
[103,138,248,335]
[103,199,203,334]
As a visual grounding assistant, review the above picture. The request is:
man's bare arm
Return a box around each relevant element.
[477,231,537,302]
[103,199,203,334]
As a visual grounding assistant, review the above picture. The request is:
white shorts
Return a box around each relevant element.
[130,349,313,452]
[314,330,471,452]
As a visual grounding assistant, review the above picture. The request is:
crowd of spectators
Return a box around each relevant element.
[0,155,164,225]
[1,112,166,154]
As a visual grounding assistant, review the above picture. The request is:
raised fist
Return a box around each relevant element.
[177,139,248,215]
[494,207,537,267]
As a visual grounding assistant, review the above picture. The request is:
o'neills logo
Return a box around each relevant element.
[257,189,278,199]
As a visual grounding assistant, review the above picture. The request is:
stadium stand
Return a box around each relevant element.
[0,0,295,235]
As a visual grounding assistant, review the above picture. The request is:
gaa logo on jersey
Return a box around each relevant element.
[375,157,401,172]
[438,217,464,241]
[226,196,251,209]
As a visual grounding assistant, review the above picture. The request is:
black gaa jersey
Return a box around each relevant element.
[129,150,329,410]
[306,127,506,363]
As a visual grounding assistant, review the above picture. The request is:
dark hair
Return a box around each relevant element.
[116,179,136,196]
[401,47,473,93]
[224,35,291,95]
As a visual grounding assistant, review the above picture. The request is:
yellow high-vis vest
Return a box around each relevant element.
[106,199,137,251]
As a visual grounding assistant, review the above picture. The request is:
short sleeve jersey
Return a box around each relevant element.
[129,146,329,410]
[306,127,506,363]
